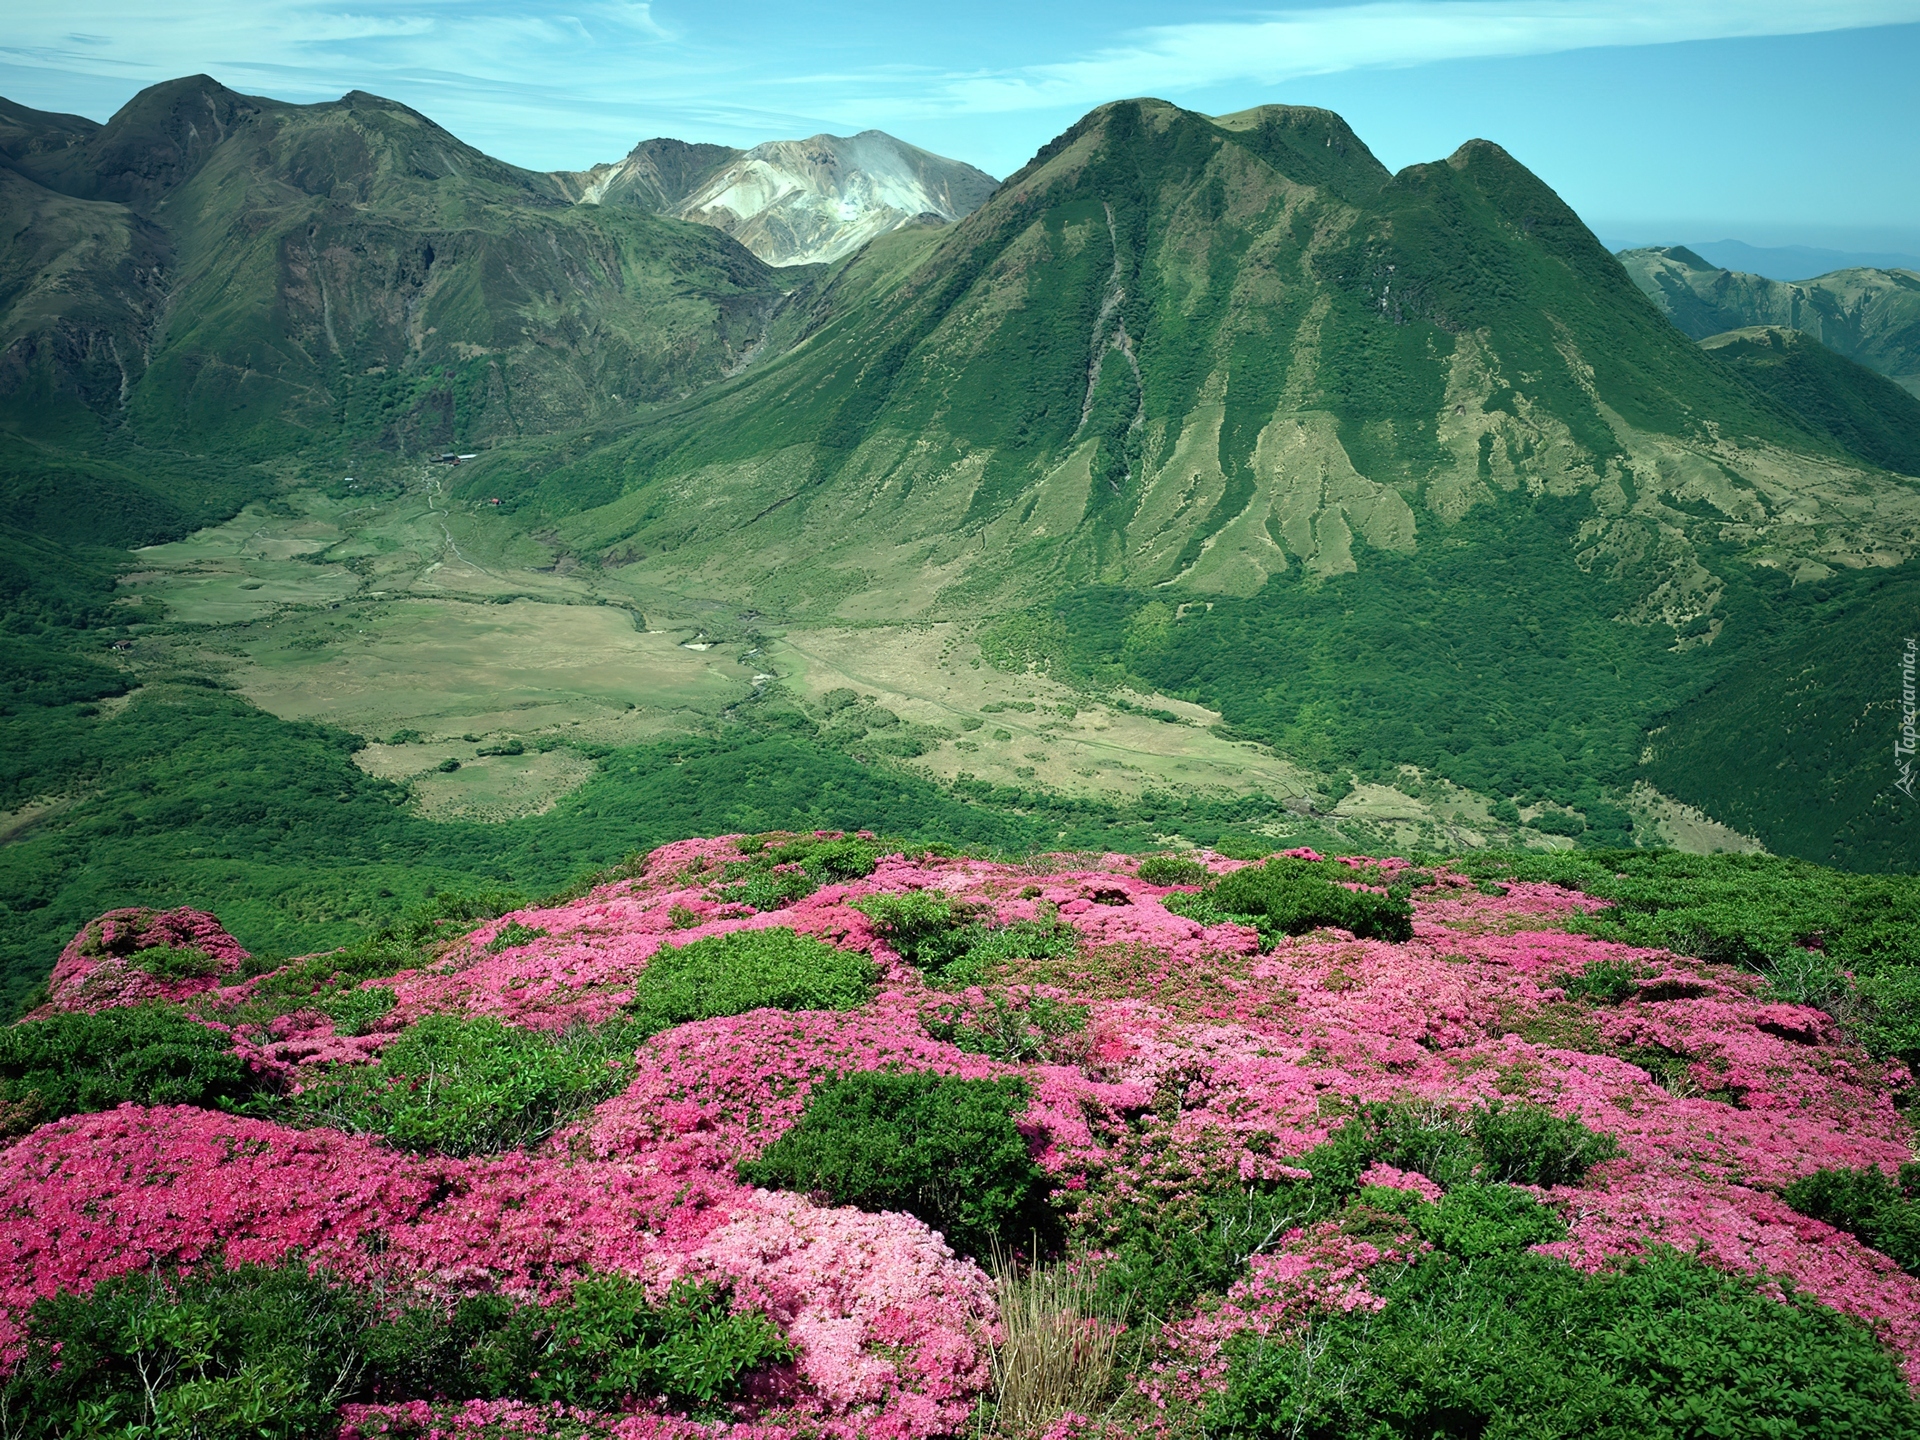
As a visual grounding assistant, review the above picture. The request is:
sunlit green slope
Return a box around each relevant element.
[465,99,1920,866]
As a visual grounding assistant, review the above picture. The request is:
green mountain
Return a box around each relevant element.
[1619,245,1920,396]
[551,137,741,212]
[7,76,1920,1015]
[459,99,1920,865]
[1701,326,1920,477]
[0,75,800,474]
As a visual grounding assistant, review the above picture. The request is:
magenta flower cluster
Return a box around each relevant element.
[6,837,1919,1437]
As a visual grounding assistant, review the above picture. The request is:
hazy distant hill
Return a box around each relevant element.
[1619,245,1920,396]
[562,130,998,266]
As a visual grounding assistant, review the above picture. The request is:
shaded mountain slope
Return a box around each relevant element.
[1702,326,1920,477]
[0,76,802,472]
[1620,246,1920,396]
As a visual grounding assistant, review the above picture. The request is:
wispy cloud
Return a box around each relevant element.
[928,0,1920,113]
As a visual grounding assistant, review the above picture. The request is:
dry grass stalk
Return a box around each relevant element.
[987,1250,1125,1435]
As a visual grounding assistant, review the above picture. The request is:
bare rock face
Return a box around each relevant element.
[564,130,996,267]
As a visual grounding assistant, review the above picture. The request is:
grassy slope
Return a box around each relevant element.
[1701,326,1920,477]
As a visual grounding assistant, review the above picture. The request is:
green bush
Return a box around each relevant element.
[1559,958,1639,1004]
[1136,854,1210,886]
[1783,1164,1920,1276]
[1207,1248,1920,1439]
[126,944,225,981]
[1,1256,793,1434]
[2,1257,371,1439]
[852,891,1078,984]
[739,1069,1052,1258]
[516,1275,791,1411]
[0,1004,264,1135]
[485,919,549,954]
[254,890,522,1000]
[1166,856,1414,944]
[713,834,884,912]
[627,926,877,1031]
[1409,1181,1567,1258]
[921,991,1089,1063]
[1090,1100,1615,1320]
[282,1014,638,1155]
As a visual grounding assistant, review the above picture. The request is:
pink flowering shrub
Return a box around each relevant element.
[5,835,1920,1435]
[35,907,250,1014]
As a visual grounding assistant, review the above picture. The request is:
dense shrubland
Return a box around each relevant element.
[3,833,1918,1437]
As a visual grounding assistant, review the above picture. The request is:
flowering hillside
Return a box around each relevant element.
[2,834,1918,1437]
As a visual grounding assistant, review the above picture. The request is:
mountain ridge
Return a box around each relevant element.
[562,128,998,266]
[1618,245,1920,396]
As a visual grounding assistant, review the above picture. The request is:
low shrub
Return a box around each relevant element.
[714,834,882,911]
[1207,1248,1920,1438]
[853,892,1078,984]
[740,1069,1052,1259]
[2,1257,370,1439]
[1407,1181,1567,1258]
[1166,857,1414,945]
[628,926,877,1031]
[1558,958,1639,1004]
[516,1275,791,1411]
[0,1004,264,1135]
[1,1257,792,1435]
[282,1014,638,1155]
[1136,854,1210,886]
[921,991,1089,1063]
[126,944,226,981]
[253,891,521,997]
[485,920,548,954]
[1783,1163,1920,1276]
[1090,1100,1615,1319]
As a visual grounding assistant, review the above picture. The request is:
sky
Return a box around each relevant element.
[4,0,1918,253]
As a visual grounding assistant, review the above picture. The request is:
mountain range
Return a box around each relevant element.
[1618,246,1920,397]
[6,72,1920,997]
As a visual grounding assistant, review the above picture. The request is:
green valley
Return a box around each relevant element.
[6,79,1920,1010]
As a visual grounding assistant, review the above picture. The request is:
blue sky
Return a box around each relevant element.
[4,1,1918,250]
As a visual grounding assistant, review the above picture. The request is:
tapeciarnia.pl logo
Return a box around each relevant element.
[1899,637,1918,798]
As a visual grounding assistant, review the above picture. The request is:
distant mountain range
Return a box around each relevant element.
[557,132,997,266]
[1617,245,1920,397]
[8,76,1920,872]
[1604,237,1920,282]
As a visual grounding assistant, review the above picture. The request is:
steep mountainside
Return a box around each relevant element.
[0,76,799,476]
[550,137,740,212]
[1701,326,1920,478]
[467,99,1920,866]
[1620,247,1920,396]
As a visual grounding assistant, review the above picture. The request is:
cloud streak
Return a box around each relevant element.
[930,0,1920,112]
